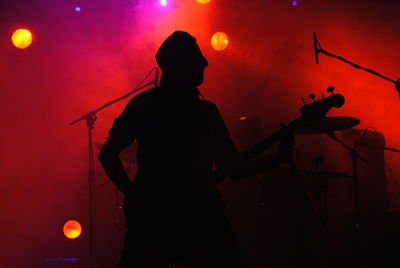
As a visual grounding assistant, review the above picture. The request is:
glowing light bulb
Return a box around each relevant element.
[11,28,33,49]
[75,6,81,12]
[63,220,82,239]
[211,32,229,51]
[160,0,167,6]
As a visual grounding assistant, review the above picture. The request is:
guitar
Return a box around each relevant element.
[213,88,345,185]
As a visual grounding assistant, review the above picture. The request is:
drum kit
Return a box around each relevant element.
[296,115,364,267]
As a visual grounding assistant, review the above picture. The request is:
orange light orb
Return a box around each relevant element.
[63,220,82,239]
[196,0,211,4]
[211,32,229,51]
[11,28,33,49]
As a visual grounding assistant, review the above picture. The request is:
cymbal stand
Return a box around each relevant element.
[326,131,368,268]
[312,156,329,267]
[68,67,159,268]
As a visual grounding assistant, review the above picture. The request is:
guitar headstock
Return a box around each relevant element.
[300,87,345,119]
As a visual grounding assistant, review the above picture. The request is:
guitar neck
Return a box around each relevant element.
[213,92,345,184]
[241,115,305,159]
[213,115,305,185]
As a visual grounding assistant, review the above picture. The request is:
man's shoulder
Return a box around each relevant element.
[133,87,160,101]
[200,99,219,113]
[125,87,160,109]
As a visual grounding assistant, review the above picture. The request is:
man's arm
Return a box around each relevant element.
[98,98,138,195]
[98,135,134,195]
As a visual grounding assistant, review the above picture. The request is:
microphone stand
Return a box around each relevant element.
[326,131,368,268]
[313,32,400,96]
[68,67,159,268]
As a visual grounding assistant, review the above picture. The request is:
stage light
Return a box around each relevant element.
[160,0,167,6]
[63,220,82,239]
[292,0,298,6]
[75,6,81,12]
[196,0,211,4]
[211,32,229,51]
[11,28,33,49]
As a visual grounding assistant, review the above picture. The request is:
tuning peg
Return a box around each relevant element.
[309,93,316,102]
[326,86,335,95]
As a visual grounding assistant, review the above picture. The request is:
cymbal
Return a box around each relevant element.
[95,142,137,163]
[295,116,360,135]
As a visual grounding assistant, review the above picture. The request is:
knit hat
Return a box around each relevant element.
[155,31,207,70]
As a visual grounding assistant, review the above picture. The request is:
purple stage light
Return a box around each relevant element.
[292,0,298,6]
[45,258,79,263]
[75,6,81,12]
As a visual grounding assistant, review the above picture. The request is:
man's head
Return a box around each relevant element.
[156,31,208,87]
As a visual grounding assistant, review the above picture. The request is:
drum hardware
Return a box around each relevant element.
[321,130,368,268]
[303,158,351,267]
[294,112,367,267]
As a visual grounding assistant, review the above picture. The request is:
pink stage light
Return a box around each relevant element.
[160,0,167,6]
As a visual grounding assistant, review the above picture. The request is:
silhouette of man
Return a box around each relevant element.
[99,31,293,268]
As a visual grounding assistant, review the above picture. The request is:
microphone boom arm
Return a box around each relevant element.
[69,67,158,126]
[314,33,400,95]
